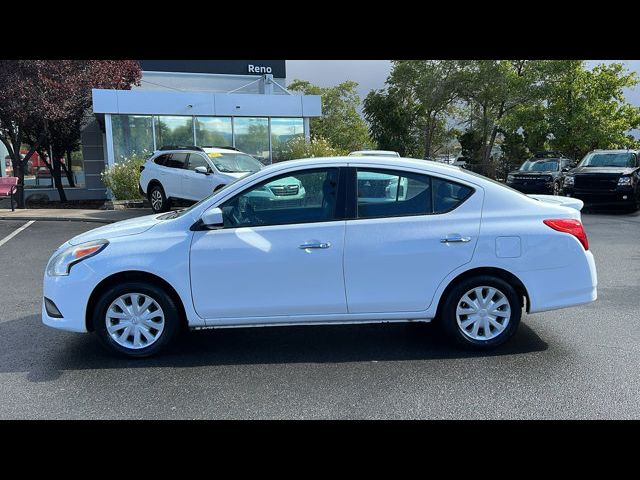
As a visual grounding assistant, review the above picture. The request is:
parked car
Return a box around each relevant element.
[43,156,597,357]
[506,151,575,195]
[349,150,400,157]
[139,146,265,213]
[562,149,640,211]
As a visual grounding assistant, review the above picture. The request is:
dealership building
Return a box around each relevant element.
[16,60,322,201]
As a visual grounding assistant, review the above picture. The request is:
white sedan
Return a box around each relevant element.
[42,156,597,357]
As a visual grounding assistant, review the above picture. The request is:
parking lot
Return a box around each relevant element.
[0,209,638,419]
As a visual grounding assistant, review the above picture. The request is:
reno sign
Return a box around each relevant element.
[139,60,286,78]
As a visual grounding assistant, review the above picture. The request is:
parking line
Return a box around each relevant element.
[0,220,36,248]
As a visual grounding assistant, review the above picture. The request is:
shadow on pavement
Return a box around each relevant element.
[0,314,548,382]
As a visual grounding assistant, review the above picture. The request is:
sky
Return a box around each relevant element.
[286,60,640,106]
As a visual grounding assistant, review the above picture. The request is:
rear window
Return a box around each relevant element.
[165,153,188,169]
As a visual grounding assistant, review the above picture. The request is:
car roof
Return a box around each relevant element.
[153,146,241,155]
[588,149,640,154]
[349,150,400,156]
[258,156,483,182]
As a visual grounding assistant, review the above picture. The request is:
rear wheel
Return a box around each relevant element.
[440,275,521,349]
[149,184,170,213]
[94,282,181,358]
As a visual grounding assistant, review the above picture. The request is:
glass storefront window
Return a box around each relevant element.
[154,116,194,148]
[271,118,304,163]
[195,117,232,147]
[19,146,85,189]
[233,117,270,165]
[112,115,154,162]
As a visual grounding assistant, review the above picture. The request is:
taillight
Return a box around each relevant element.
[543,219,589,250]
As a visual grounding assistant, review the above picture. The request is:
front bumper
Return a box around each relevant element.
[42,260,97,333]
[562,188,636,207]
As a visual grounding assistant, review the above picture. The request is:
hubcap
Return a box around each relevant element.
[151,190,163,210]
[456,286,511,341]
[105,293,165,350]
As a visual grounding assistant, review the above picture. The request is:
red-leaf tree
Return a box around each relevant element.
[0,60,141,207]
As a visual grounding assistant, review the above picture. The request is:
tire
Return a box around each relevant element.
[94,281,181,358]
[148,184,170,213]
[440,275,522,350]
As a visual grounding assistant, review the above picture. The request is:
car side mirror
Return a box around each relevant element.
[195,166,209,175]
[201,207,224,227]
[562,167,570,172]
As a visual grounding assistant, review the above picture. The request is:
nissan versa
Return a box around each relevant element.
[42,156,598,357]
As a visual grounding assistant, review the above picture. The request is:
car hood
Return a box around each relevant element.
[570,166,635,175]
[528,194,584,211]
[509,170,557,175]
[67,213,163,245]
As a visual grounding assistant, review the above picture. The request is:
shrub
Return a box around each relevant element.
[277,136,344,162]
[101,151,149,200]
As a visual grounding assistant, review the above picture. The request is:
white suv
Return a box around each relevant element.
[139,146,264,213]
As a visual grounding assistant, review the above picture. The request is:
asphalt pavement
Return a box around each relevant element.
[0,210,638,419]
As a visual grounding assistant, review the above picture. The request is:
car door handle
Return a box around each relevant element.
[299,242,331,250]
[441,234,471,243]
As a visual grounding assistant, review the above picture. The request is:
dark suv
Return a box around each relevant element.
[506,151,575,195]
[562,149,640,211]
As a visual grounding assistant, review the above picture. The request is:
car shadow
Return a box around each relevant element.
[0,314,548,382]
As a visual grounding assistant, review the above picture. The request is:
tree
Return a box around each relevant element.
[0,60,141,206]
[363,88,422,157]
[287,79,371,153]
[385,60,463,159]
[545,61,640,160]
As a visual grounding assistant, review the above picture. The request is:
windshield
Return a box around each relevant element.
[207,152,263,173]
[579,152,637,168]
[520,159,559,172]
[158,173,252,220]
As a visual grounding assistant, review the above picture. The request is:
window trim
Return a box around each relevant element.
[203,167,345,230]
[348,167,476,221]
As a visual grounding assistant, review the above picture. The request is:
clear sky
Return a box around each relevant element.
[286,60,640,106]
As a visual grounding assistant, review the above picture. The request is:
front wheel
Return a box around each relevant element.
[94,282,181,358]
[440,275,522,349]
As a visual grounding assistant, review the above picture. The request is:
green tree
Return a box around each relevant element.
[363,88,422,157]
[545,61,640,160]
[386,60,463,158]
[287,79,371,153]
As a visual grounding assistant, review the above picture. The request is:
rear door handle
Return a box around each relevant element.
[441,234,471,243]
[299,242,331,250]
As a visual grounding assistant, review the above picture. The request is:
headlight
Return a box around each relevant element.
[564,176,574,186]
[507,174,515,183]
[46,239,108,276]
[618,176,633,186]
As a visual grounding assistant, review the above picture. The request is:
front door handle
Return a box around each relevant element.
[441,234,471,243]
[299,242,331,250]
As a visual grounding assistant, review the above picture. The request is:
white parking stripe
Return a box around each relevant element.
[0,220,36,248]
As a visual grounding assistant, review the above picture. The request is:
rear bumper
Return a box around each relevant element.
[521,250,597,314]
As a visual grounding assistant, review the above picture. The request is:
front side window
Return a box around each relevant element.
[356,169,473,218]
[187,154,209,172]
[207,152,263,173]
[220,168,339,228]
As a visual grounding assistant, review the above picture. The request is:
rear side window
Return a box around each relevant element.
[154,154,171,166]
[432,177,473,213]
[165,153,188,169]
[356,168,473,218]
